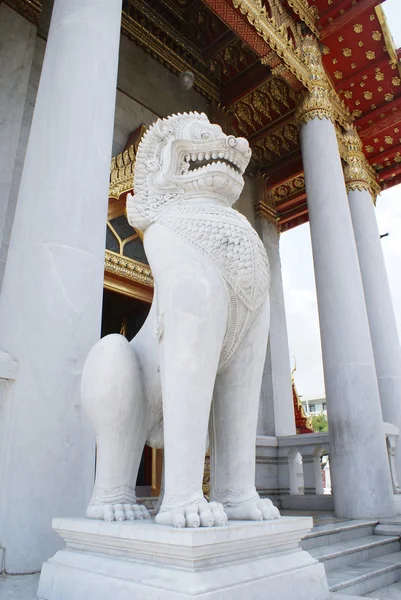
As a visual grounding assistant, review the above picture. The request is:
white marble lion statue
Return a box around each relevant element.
[81,112,280,528]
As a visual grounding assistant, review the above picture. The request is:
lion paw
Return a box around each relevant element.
[87,502,151,522]
[224,498,280,521]
[155,501,228,528]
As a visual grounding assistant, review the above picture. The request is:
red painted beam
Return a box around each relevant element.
[262,150,303,186]
[221,62,273,106]
[319,0,354,26]
[357,97,401,137]
[321,0,382,40]
[369,143,401,165]
[377,162,401,182]
[276,190,307,212]
[278,204,309,225]
[381,172,401,190]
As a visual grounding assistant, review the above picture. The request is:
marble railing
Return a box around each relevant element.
[256,433,333,511]
[256,425,401,512]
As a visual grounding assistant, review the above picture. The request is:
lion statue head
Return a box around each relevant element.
[127,112,251,231]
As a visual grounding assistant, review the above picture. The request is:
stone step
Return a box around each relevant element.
[309,534,400,572]
[366,579,401,598]
[302,520,378,551]
[327,551,401,596]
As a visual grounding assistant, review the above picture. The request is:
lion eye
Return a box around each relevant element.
[201,132,211,140]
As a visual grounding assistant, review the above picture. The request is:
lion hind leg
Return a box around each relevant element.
[81,333,150,521]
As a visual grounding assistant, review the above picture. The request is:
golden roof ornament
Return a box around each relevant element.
[342,127,379,201]
[296,36,335,126]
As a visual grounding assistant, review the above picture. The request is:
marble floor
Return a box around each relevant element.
[0,573,39,600]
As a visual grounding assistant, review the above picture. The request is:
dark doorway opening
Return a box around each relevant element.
[100,288,152,496]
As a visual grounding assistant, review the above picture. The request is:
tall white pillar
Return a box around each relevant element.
[256,217,296,437]
[297,37,395,519]
[0,4,36,287]
[344,132,401,483]
[0,0,122,573]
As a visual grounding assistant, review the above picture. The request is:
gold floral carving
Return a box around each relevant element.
[342,128,380,200]
[230,77,298,142]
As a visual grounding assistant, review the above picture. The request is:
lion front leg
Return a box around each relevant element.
[81,334,151,522]
[145,224,229,528]
[210,298,280,522]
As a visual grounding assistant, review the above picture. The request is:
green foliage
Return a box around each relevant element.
[310,413,328,433]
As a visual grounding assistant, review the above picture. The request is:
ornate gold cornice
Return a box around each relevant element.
[235,6,351,128]
[375,4,401,78]
[234,0,311,88]
[286,0,319,38]
[105,250,153,288]
[342,128,380,201]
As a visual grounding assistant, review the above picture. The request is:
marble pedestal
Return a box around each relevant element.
[38,517,329,600]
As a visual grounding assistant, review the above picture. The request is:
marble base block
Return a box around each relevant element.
[38,517,329,600]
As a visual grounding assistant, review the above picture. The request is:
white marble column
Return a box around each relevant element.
[256,218,296,438]
[347,182,401,481]
[300,113,395,518]
[0,4,36,287]
[0,0,122,574]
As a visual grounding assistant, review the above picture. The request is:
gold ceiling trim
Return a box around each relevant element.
[233,0,310,88]
[105,250,154,288]
[121,13,220,101]
[234,0,351,127]
[375,5,401,78]
[286,0,319,37]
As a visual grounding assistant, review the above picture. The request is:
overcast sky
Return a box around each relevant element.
[280,0,401,400]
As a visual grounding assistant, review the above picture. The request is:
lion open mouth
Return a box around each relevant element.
[180,151,243,176]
